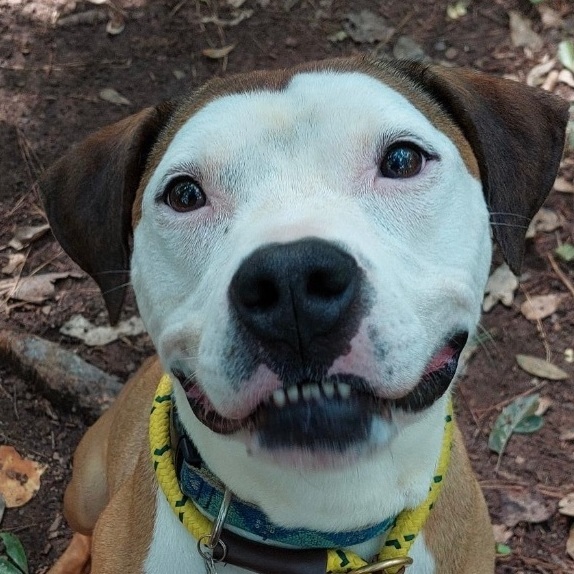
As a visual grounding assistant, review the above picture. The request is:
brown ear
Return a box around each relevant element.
[398,62,569,273]
[39,103,175,325]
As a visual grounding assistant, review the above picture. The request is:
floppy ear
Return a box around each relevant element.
[400,63,569,273]
[39,103,175,325]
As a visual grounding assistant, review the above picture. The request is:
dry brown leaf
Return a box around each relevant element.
[8,223,50,251]
[509,11,543,51]
[60,314,146,346]
[554,176,574,193]
[1,253,26,276]
[343,10,394,44]
[526,59,556,86]
[558,69,574,89]
[99,87,131,106]
[0,271,81,304]
[525,207,563,238]
[227,0,247,7]
[560,429,574,441]
[534,396,552,416]
[0,445,46,508]
[202,44,237,59]
[492,523,513,544]
[500,489,553,527]
[200,11,253,27]
[106,13,125,35]
[515,354,569,380]
[559,492,574,517]
[568,525,574,560]
[520,294,562,321]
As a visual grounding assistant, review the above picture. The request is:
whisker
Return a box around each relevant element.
[101,281,133,295]
[488,212,531,220]
[489,222,529,230]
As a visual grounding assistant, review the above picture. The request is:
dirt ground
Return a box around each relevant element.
[1,0,574,572]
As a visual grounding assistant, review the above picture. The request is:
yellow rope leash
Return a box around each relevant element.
[150,374,454,574]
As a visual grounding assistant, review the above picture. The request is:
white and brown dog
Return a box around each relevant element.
[41,57,567,574]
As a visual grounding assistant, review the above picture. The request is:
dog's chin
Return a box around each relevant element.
[176,332,467,469]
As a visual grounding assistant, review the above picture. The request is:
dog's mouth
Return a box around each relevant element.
[175,332,467,450]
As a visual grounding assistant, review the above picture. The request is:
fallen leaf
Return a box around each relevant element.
[558,69,574,89]
[0,532,28,574]
[106,13,125,35]
[483,263,518,312]
[1,253,26,276]
[568,525,574,560]
[516,355,569,380]
[60,314,146,346]
[539,5,564,29]
[558,40,574,73]
[202,44,236,59]
[509,11,543,51]
[500,488,553,527]
[227,0,246,6]
[172,69,186,80]
[495,542,512,556]
[559,492,574,517]
[534,396,552,416]
[8,224,50,251]
[393,36,426,61]
[492,524,513,544]
[489,394,542,457]
[560,429,574,441]
[0,272,80,304]
[525,207,563,238]
[555,243,574,262]
[526,59,556,86]
[200,10,253,27]
[554,176,574,193]
[328,30,348,43]
[343,10,394,44]
[520,294,562,321]
[0,446,46,508]
[446,0,470,20]
[99,87,131,106]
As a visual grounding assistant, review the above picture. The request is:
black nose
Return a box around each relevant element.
[228,238,360,361]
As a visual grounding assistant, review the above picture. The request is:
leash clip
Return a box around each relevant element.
[350,556,413,573]
[197,488,232,574]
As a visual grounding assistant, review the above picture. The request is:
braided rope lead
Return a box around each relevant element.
[326,399,454,574]
[150,375,453,574]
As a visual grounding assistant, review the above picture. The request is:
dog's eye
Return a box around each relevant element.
[380,144,425,179]
[164,178,206,212]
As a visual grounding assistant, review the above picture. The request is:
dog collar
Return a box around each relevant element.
[150,374,454,574]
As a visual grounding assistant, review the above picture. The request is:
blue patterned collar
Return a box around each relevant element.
[171,405,396,549]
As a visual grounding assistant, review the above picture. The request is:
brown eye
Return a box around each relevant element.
[164,177,206,212]
[380,144,425,179]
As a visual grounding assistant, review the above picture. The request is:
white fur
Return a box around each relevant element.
[131,70,492,572]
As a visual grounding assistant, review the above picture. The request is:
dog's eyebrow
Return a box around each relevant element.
[154,163,204,197]
[374,130,440,159]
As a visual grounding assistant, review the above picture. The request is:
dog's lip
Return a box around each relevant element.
[175,331,468,435]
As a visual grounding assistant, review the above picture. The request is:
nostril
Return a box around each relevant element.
[243,278,280,310]
[307,268,352,299]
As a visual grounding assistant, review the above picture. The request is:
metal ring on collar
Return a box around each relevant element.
[350,556,413,573]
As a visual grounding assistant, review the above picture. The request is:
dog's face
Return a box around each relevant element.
[131,69,489,468]
[40,58,567,474]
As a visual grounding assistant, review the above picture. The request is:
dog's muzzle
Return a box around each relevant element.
[174,238,467,456]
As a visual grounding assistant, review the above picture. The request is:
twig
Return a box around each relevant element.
[521,287,551,362]
[475,380,547,419]
[548,252,574,299]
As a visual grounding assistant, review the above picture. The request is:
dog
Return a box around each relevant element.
[40,57,567,574]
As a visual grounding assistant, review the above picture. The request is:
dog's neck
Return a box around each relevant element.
[151,375,454,572]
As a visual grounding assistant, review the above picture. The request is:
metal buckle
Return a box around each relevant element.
[197,488,232,573]
[350,556,413,573]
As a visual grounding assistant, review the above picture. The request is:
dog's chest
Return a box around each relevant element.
[144,489,436,574]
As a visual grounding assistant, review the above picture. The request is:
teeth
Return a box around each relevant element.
[337,382,351,399]
[287,386,300,403]
[269,381,354,408]
[272,389,286,408]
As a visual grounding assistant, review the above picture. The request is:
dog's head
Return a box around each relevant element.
[40,58,567,472]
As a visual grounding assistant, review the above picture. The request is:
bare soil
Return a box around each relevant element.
[1,1,573,572]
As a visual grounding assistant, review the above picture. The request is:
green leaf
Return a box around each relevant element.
[0,534,27,574]
[555,243,574,262]
[488,394,540,456]
[0,557,24,574]
[559,40,574,73]
[496,543,512,555]
[514,414,544,434]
